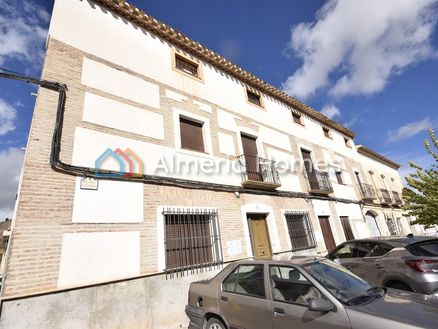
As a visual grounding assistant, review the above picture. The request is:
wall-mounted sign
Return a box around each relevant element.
[80,177,99,190]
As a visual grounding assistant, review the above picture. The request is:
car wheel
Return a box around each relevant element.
[387,281,413,292]
[206,317,226,329]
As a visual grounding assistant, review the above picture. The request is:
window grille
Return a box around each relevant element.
[163,207,223,278]
[247,90,262,106]
[284,211,316,251]
[175,55,199,77]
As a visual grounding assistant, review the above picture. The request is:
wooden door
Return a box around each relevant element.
[340,216,354,241]
[241,134,262,181]
[248,214,272,258]
[318,216,336,252]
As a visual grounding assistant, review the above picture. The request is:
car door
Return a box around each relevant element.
[268,265,350,329]
[219,264,272,329]
[353,242,393,285]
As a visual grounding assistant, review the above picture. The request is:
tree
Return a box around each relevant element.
[402,129,438,226]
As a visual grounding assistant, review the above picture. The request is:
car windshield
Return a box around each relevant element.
[303,260,384,305]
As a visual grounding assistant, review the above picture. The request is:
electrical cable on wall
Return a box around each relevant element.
[0,69,361,204]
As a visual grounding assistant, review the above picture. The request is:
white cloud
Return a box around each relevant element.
[0,0,49,67]
[282,0,438,99]
[320,104,341,119]
[0,99,17,135]
[0,148,25,220]
[387,117,435,143]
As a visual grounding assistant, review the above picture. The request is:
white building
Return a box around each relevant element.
[0,1,412,328]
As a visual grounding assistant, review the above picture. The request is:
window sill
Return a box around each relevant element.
[178,147,213,158]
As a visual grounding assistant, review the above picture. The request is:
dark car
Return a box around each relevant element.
[185,256,438,329]
[326,236,438,295]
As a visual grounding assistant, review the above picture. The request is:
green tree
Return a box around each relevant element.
[402,129,438,225]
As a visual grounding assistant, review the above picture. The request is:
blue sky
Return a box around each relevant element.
[0,0,437,219]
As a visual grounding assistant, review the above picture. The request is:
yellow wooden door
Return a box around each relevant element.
[248,215,272,258]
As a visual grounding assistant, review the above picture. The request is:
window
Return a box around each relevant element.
[270,265,321,305]
[330,242,357,259]
[222,264,265,298]
[246,89,262,107]
[322,127,331,138]
[335,171,344,185]
[175,54,199,78]
[163,208,222,275]
[344,137,351,147]
[292,111,303,125]
[179,117,205,152]
[367,243,393,257]
[284,211,316,251]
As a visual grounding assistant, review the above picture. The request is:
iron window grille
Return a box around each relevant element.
[292,111,302,124]
[163,207,223,278]
[247,89,262,106]
[175,55,199,77]
[385,213,398,236]
[284,211,316,251]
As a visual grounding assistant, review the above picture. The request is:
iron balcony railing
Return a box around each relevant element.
[392,191,403,205]
[237,155,281,187]
[360,183,376,200]
[306,170,333,193]
[379,188,393,204]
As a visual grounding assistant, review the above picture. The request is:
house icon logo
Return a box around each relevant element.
[94,148,143,177]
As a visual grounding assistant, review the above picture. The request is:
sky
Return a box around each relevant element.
[0,0,437,220]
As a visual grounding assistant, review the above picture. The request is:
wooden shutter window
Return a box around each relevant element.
[335,171,344,185]
[180,117,205,152]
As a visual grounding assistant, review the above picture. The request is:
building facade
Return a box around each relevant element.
[0,0,412,328]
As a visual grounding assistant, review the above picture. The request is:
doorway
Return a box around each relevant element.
[247,214,272,258]
[318,216,336,252]
[340,216,355,241]
[241,134,262,181]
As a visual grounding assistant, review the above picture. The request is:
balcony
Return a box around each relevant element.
[306,170,333,195]
[392,191,403,206]
[379,189,393,205]
[237,155,281,189]
[359,183,376,201]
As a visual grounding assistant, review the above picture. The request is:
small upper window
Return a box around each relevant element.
[292,112,303,125]
[323,127,331,138]
[179,117,205,152]
[247,89,262,107]
[175,55,199,78]
[344,137,351,147]
[335,171,344,185]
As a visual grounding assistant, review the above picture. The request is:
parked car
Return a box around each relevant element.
[326,236,438,295]
[185,256,438,329]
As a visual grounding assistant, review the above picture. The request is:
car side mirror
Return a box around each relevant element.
[308,298,335,312]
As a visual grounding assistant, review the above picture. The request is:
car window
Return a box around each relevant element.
[407,240,438,257]
[332,242,356,259]
[222,264,265,298]
[356,242,375,257]
[269,266,322,306]
[366,243,393,257]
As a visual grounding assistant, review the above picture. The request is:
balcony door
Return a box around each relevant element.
[241,134,262,181]
[318,216,336,252]
[301,149,317,185]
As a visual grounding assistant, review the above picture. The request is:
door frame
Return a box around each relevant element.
[246,213,272,258]
[241,204,280,257]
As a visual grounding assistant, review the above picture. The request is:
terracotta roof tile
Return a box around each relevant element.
[93,0,356,138]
